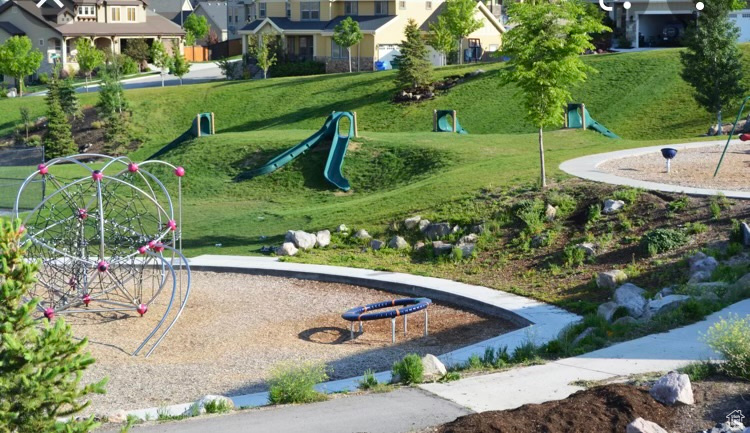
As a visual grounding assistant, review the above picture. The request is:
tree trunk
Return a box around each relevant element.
[538,127,547,188]
[348,48,352,73]
[716,109,723,136]
[17,77,22,97]
[85,74,89,93]
[161,70,165,87]
[457,38,462,65]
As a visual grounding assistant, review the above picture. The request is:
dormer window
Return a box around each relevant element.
[77,5,95,16]
[374,1,388,15]
[344,1,357,15]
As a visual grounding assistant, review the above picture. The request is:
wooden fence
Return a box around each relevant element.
[184,45,209,62]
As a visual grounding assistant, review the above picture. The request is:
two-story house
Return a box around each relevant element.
[237,0,504,73]
[0,0,185,79]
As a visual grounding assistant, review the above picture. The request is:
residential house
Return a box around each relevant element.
[225,0,244,39]
[0,0,185,81]
[150,0,193,27]
[193,1,228,41]
[238,0,505,73]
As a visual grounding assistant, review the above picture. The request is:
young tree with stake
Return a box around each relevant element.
[428,15,457,66]
[247,33,278,79]
[75,38,105,93]
[170,42,191,85]
[150,40,172,87]
[442,0,481,64]
[0,36,43,96]
[499,0,608,188]
[333,17,363,73]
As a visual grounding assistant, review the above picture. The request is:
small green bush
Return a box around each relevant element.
[640,228,688,256]
[511,341,539,363]
[612,187,641,204]
[563,244,586,268]
[709,200,721,220]
[678,361,720,381]
[204,399,232,414]
[684,221,707,235]
[358,369,379,390]
[268,361,329,404]
[269,61,326,78]
[703,314,750,380]
[392,353,424,384]
[516,200,546,235]
[439,371,461,382]
[667,196,690,213]
[465,353,483,369]
[545,190,577,217]
[587,204,602,225]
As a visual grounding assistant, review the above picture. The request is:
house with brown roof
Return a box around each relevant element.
[0,0,185,80]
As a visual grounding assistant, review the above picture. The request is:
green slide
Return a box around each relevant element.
[566,103,619,139]
[435,110,468,134]
[239,112,354,191]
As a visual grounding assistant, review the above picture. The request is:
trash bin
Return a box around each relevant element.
[375,61,385,71]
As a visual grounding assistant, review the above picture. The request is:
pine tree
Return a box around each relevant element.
[0,220,107,433]
[103,112,131,155]
[58,77,81,119]
[394,19,433,91]
[680,0,747,135]
[44,74,76,158]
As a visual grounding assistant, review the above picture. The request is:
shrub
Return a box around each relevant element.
[703,314,750,380]
[611,187,641,204]
[267,361,329,404]
[545,190,577,217]
[587,204,601,225]
[667,196,690,213]
[268,61,325,78]
[640,228,688,256]
[511,341,539,363]
[562,244,586,268]
[204,399,232,414]
[358,369,379,390]
[392,353,424,384]
[91,120,104,129]
[685,221,708,235]
[37,73,49,85]
[516,199,546,235]
[710,200,721,220]
[678,361,720,381]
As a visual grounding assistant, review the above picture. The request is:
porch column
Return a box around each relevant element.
[242,34,248,54]
[61,37,68,69]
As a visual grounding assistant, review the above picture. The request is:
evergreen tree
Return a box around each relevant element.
[394,19,433,90]
[103,112,131,155]
[44,74,76,158]
[0,220,107,433]
[680,0,746,135]
[58,76,81,119]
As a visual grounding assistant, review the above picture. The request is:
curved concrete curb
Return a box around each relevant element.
[559,139,750,198]
[124,255,580,420]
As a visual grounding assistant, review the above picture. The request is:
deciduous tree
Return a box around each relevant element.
[333,17,364,73]
[428,15,457,66]
[442,0,482,64]
[123,39,150,72]
[170,43,191,85]
[0,36,43,96]
[150,40,172,87]
[74,38,104,92]
[247,33,278,79]
[184,14,210,45]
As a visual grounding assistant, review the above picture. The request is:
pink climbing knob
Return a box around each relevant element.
[97,260,109,272]
[82,294,91,306]
[138,245,148,255]
[44,308,55,320]
[167,220,177,231]
[148,240,157,249]
[92,170,103,181]
[37,164,48,175]
[77,208,88,220]
[18,225,25,234]
[128,162,139,173]
[153,244,165,253]
[137,303,148,316]
[175,166,185,177]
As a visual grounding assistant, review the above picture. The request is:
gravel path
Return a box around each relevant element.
[598,142,750,191]
[68,271,515,416]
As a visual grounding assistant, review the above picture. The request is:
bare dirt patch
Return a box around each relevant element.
[69,271,516,415]
[599,143,750,191]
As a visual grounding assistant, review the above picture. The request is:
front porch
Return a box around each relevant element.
[59,36,183,73]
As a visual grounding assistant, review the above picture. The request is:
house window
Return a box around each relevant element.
[426,1,432,9]
[127,7,136,21]
[259,2,266,18]
[332,40,347,58]
[344,1,357,15]
[300,2,320,20]
[77,5,95,16]
[743,13,750,17]
[39,39,44,46]
[111,7,121,21]
[399,1,406,9]
[247,4,256,20]
[286,1,291,17]
[374,1,388,15]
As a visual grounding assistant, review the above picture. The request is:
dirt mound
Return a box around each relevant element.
[438,384,676,433]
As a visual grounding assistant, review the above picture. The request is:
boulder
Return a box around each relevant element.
[742,222,750,247]
[577,242,596,257]
[597,270,628,289]
[688,281,729,294]
[597,301,619,322]
[649,371,694,406]
[545,204,557,221]
[459,233,478,244]
[418,219,431,232]
[614,283,648,318]
[470,224,485,234]
[276,242,298,256]
[421,354,447,381]
[699,291,721,303]
[657,287,674,297]
[613,316,639,326]
[571,327,596,346]
[626,418,668,433]
[700,422,747,433]
[689,271,713,284]
[423,223,452,240]
[285,230,317,250]
[315,230,331,248]
[192,395,234,415]
[388,236,409,250]
[353,229,371,240]
[414,241,426,251]
[404,215,422,230]
[370,239,384,250]
[432,241,454,255]
[7,88,17,98]
[603,199,625,214]
[336,224,349,233]
[454,242,475,257]
[731,272,750,291]
[690,255,718,275]
[108,409,128,423]
[646,294,690,315]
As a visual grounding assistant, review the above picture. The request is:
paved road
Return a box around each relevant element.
[100,388,471,433]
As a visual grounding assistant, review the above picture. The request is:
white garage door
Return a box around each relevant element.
[378,44,401,66]
[730,12,750,42]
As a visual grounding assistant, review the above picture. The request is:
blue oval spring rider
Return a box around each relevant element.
[342,297,432,343]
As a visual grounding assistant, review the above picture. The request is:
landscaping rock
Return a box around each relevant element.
[285,230,317,250]
[315,230,331,248]
[459,233,478,244]
[423,222,452,240]
[689,271,713,284]
[657,287,674,297]
[742,222,750,247]
[614,283,648,318]
[388,236,409,250]
[597,301,619,322]
[699,292,721,302]
[108,409,128,423]
[531,235,548,248]
[646,294,690,315]
[690,254,718,275]
[649,371,694,406]
[688,281,729,296]
[577,242,596,257]
[597,270,628,289]
[193,395,234,415]
[470,224,485,234]
[571,327,596,346]
[421,354,447,381]
[613,316,638,326]
[336,224,349,233]
[545,204,557,221]
[454,242,475,257]
[404,215,422,230]
[432,241,453,255]
[370,239,384,250]
[276,242,298,256]
[626,418,668,433]
[699,421,746,433]
[602,199,625,214]
[451,225,461,234]
[353,229,371,240]
[418,219,431,232]
[414,241,426,251]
